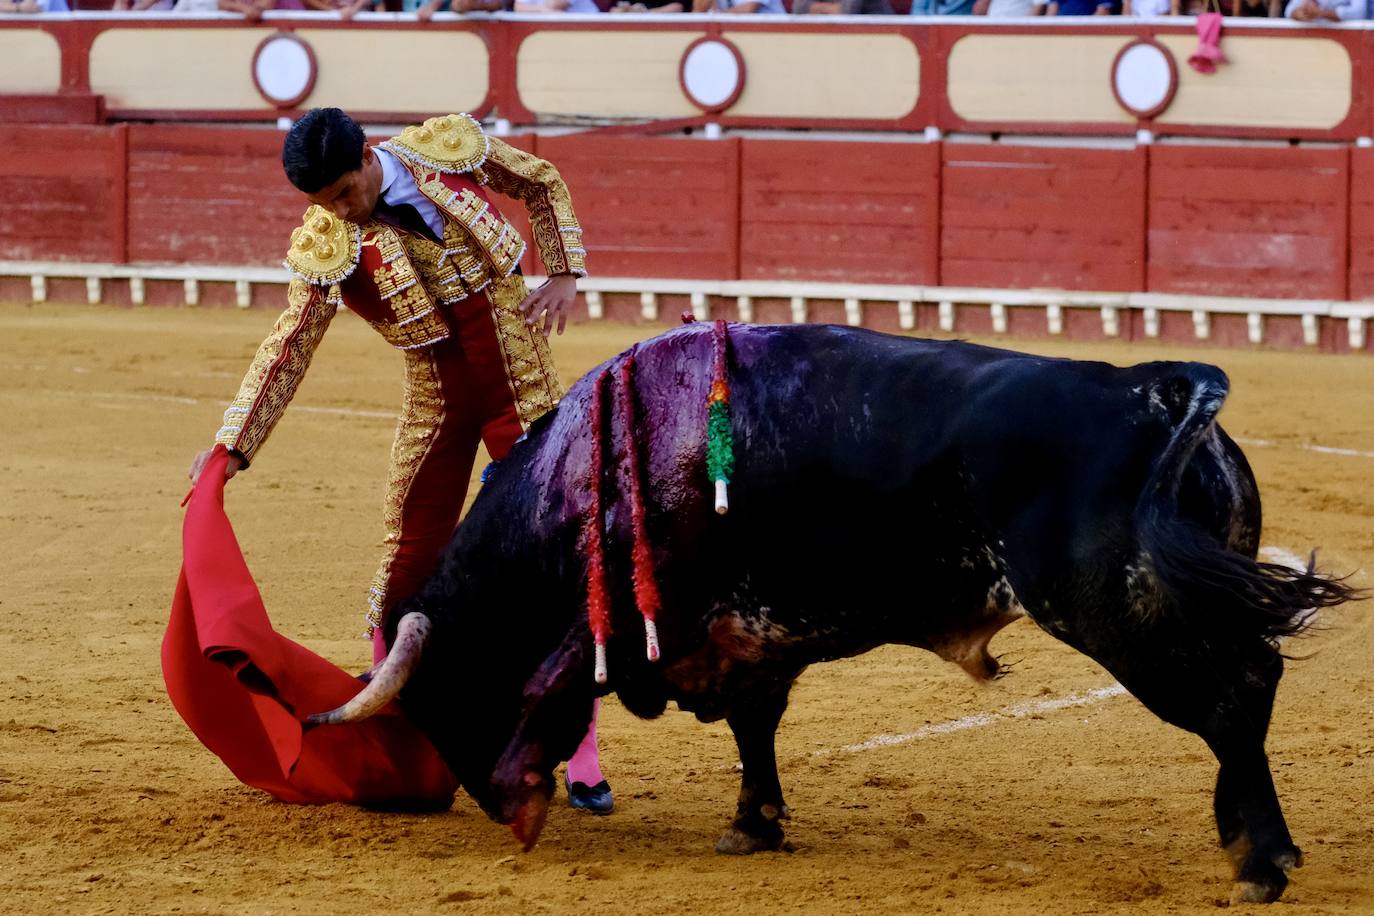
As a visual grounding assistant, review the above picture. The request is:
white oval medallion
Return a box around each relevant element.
[1112,40,1177,120]
[253,33,317,110]
[680,38,746,114]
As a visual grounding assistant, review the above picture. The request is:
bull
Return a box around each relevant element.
[309,322,1356,904]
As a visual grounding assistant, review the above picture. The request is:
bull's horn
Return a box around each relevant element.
[305,612,431,727]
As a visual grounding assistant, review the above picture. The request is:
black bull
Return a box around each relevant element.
[312,323,1355,904]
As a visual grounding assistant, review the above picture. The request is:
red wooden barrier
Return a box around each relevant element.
[126,125,301,266]
[0,124,124,263]
[1347,148,1374,301]
[534,134,741,281]
[940,144,1146,292]
[1147,146,1350,301]
[739,139,939,286]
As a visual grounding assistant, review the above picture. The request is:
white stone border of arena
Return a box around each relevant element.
[4,261,1372,351]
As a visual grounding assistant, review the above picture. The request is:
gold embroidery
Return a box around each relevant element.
[380,113,489,176]
[478,137,587,279]
[414,172,526,280]
[405,221,471,305]
[487,276,563,427]
[360,226,450,350]
[284,206,361,285]
[366,346,445,635]
[214,279,339,464]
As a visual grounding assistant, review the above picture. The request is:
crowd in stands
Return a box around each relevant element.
[1,0,1366,19]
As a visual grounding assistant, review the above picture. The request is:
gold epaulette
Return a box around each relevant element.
[284,206,361,286]
[380,113,489,175]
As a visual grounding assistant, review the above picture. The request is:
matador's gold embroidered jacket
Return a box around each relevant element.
[214,114,586,465]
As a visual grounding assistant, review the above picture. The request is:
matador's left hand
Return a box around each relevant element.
[519,274,577,338]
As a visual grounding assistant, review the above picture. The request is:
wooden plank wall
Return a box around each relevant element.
[0,125,125,263]
[2,123,1373,310]
[1347,149,1374,301]
[534,135,741,282]
[941,145,1146,293]
[739,140,939,285]
[1148,147,1350,301]
[126,125,301,266]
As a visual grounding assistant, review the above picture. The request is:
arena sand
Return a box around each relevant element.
[1,303,1371,915]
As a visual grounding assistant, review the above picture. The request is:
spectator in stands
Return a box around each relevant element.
[1,0,69,11]
[973,0,1045,14]
[610,0,685,9]
[693,0,787,12]
[1234,0,1282,16]
[1286,0,1365,18]
[299,0,381,17]
[112,0,175,10]
[1045,0,1111,12]
[1122,0,1175,13]
[514,0,598,10]
[171,0,275,16]
[409,0,507,17]
[910,0,977,13]
[794,0,893,13]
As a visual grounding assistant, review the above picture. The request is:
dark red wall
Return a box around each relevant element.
[4,122,1372,311]
[941,145,1146,293]
[535,134,741,281]
[740,139,939,285]
[1147,146,1350,301]
[0,124,124,263]
[126,125,301,266]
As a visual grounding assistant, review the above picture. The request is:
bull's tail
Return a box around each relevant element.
[1133,365,1357,648]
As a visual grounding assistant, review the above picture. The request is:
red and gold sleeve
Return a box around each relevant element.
[478,136,587,278]
[213,279,340,466]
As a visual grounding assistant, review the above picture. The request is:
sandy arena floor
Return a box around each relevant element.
[1,303,1371,915]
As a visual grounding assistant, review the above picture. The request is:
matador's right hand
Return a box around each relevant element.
[189,448,244,485]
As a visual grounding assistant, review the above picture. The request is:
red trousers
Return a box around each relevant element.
[367,281,560,661]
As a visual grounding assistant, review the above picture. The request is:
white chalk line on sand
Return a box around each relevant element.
[5,387,394,420]
[819,684,1129,757]
[825,544,1316,758]
[1235,436,1374,461]
[9,380,1374,459]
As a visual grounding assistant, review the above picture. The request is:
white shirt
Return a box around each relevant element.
[986,0,1041,13]
[375,146,446,240]
[716,0,786,11]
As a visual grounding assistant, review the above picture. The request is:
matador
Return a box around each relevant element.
[188,107,614,814]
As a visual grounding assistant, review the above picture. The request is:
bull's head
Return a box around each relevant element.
[306,603,587,849]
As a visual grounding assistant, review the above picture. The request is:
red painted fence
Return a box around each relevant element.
[8,123,1367,305]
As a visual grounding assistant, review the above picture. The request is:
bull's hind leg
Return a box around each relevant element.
[1099,642,1299,904]
[716,685,792,855]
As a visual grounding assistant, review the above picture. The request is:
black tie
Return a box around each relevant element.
[372,197,441,244]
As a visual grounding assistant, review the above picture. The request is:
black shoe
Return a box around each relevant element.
[566,776,614,815]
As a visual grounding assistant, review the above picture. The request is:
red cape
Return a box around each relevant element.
[162,446,457,806]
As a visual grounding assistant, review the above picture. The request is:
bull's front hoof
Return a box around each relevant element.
[1225,838,1300,905]
[1229,858,1294,905]
[1230,879,1285,906]
[715,818,788,855]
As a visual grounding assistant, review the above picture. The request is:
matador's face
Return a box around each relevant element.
[306,144,384,225]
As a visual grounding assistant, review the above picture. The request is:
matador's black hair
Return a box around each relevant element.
[281,108,367,194]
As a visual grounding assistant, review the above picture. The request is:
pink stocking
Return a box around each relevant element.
[565,697,606,786]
